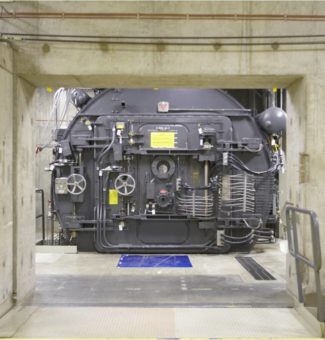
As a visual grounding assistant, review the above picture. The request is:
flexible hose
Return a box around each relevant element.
[97,128,116,164]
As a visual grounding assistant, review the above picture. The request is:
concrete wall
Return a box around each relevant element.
[282,76,325,301]
[283,79,308,298]
[0,1,319,88]
[12,77,37,302]
[0,43,14,317]
[0,43,37,316]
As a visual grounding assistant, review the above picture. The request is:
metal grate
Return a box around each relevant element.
[236,256,276,281]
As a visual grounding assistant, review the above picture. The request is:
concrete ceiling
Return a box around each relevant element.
[0,1,323,88]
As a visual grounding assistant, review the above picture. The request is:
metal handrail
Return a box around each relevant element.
[35,188,45,245]
[286,206,324,321]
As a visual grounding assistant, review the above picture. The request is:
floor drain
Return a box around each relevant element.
[236,256,276,280]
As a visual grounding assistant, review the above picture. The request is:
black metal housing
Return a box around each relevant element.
[51,89,282,253]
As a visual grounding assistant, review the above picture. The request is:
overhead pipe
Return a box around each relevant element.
[1,9,325,22]
[2,36,325,47]
[2,32,325,48]
[2,32,325,40]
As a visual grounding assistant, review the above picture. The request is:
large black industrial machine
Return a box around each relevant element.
[50,88,286,253]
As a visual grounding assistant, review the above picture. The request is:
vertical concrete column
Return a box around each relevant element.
[283,78,308,298]
[303,76,325,294]
[0,44,14,317]
[284,76,325,301]
[12,77,36,302]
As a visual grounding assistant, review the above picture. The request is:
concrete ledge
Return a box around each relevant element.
[35,245,77,254]
[290,292,324,337]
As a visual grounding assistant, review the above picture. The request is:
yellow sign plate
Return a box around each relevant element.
[150,131,175,148]
[109,189,118,205]
[116,122,125,129]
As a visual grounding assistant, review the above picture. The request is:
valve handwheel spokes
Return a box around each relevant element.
[114,173,136,196]
[67,173,87,195]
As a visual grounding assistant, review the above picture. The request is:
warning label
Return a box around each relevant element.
[150,131,175,148]
[109,189,118,205]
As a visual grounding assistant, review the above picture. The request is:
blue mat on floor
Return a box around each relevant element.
[117,255,192,268]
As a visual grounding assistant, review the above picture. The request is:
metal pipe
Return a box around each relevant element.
[51,209,54,245]
[3,36,325,47]
[2,10,325,21]
[50,184,55,246]
[4,32,325,40]
[204,161,209,217]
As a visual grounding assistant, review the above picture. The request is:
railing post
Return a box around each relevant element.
[286,206,324,322]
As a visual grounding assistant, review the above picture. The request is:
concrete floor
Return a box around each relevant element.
[0,241,321,337]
